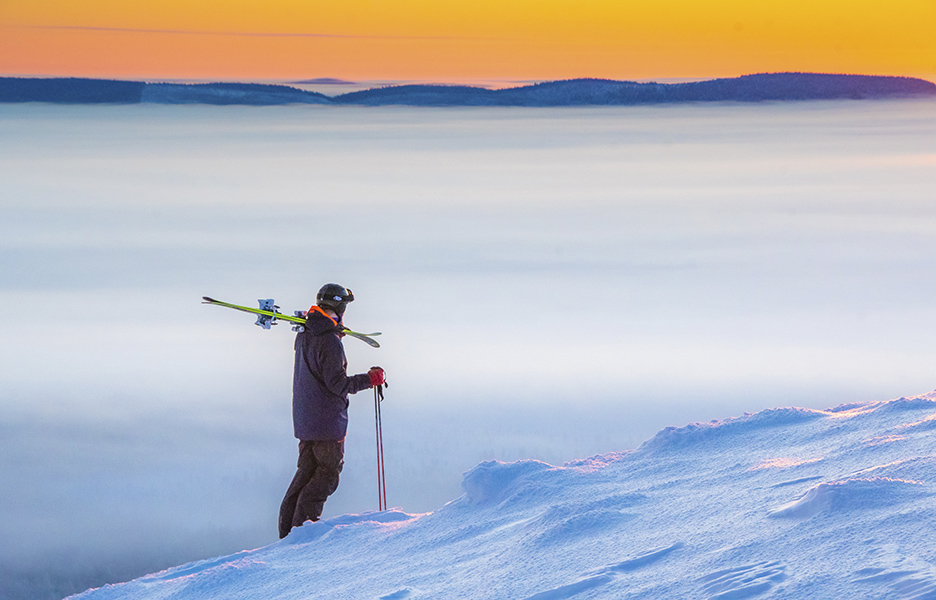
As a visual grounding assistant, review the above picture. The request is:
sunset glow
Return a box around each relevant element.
[2,0,934,82]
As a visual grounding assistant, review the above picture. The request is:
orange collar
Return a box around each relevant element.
[307,304,338,326]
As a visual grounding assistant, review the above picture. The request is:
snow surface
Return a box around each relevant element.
[70,391,936,599]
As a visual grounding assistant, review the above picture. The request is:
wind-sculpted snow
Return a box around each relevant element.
[697,561,787,599]
[638,406,828,452]
[461,459,554,504]
[69,391,936,599]
[768,477,926,518]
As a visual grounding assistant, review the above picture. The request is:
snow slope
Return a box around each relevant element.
[71,392,936,599]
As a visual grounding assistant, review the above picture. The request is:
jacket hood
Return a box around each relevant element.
[305,306,341,335]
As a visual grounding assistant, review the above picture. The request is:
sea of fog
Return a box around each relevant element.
[1,99,934,600]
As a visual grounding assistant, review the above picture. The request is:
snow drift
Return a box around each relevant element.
[70,391,936,599]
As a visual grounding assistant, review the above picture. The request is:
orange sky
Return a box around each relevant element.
[1,0,934,82]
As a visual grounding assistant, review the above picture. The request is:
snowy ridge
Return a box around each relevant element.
[70,391,936,599]
[637,406,828,452]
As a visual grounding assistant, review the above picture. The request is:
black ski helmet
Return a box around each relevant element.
[316,283,354,315]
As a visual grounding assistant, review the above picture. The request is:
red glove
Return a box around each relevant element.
[368,367,386,387]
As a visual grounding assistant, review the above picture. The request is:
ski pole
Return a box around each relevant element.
[378,383,387,511]
[373,374,388,511]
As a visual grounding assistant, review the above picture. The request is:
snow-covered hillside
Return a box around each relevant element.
[71,392,936,599]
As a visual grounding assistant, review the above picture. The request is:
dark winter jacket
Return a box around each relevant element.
[292,307,372,441]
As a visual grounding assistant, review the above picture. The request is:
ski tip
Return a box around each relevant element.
[202,296,216,303]
[345,330,381,348]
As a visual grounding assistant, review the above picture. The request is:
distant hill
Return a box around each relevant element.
[141,82,331,105]
[2,73,934,106]
[0,77,145,103]
[0,78,330,105]
[334,73,936,106]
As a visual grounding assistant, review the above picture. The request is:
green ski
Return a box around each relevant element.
[202,296,381,348]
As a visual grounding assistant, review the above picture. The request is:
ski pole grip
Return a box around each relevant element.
[369,366,387,388]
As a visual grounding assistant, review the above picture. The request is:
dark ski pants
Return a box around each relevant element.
[278,439,344,539]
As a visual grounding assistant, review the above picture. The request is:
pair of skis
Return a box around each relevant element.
[201,296,381,348]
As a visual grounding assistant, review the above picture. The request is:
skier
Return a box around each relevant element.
[278,283,386,539]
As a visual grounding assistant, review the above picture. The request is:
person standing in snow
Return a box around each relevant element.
[278,283,386,539]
